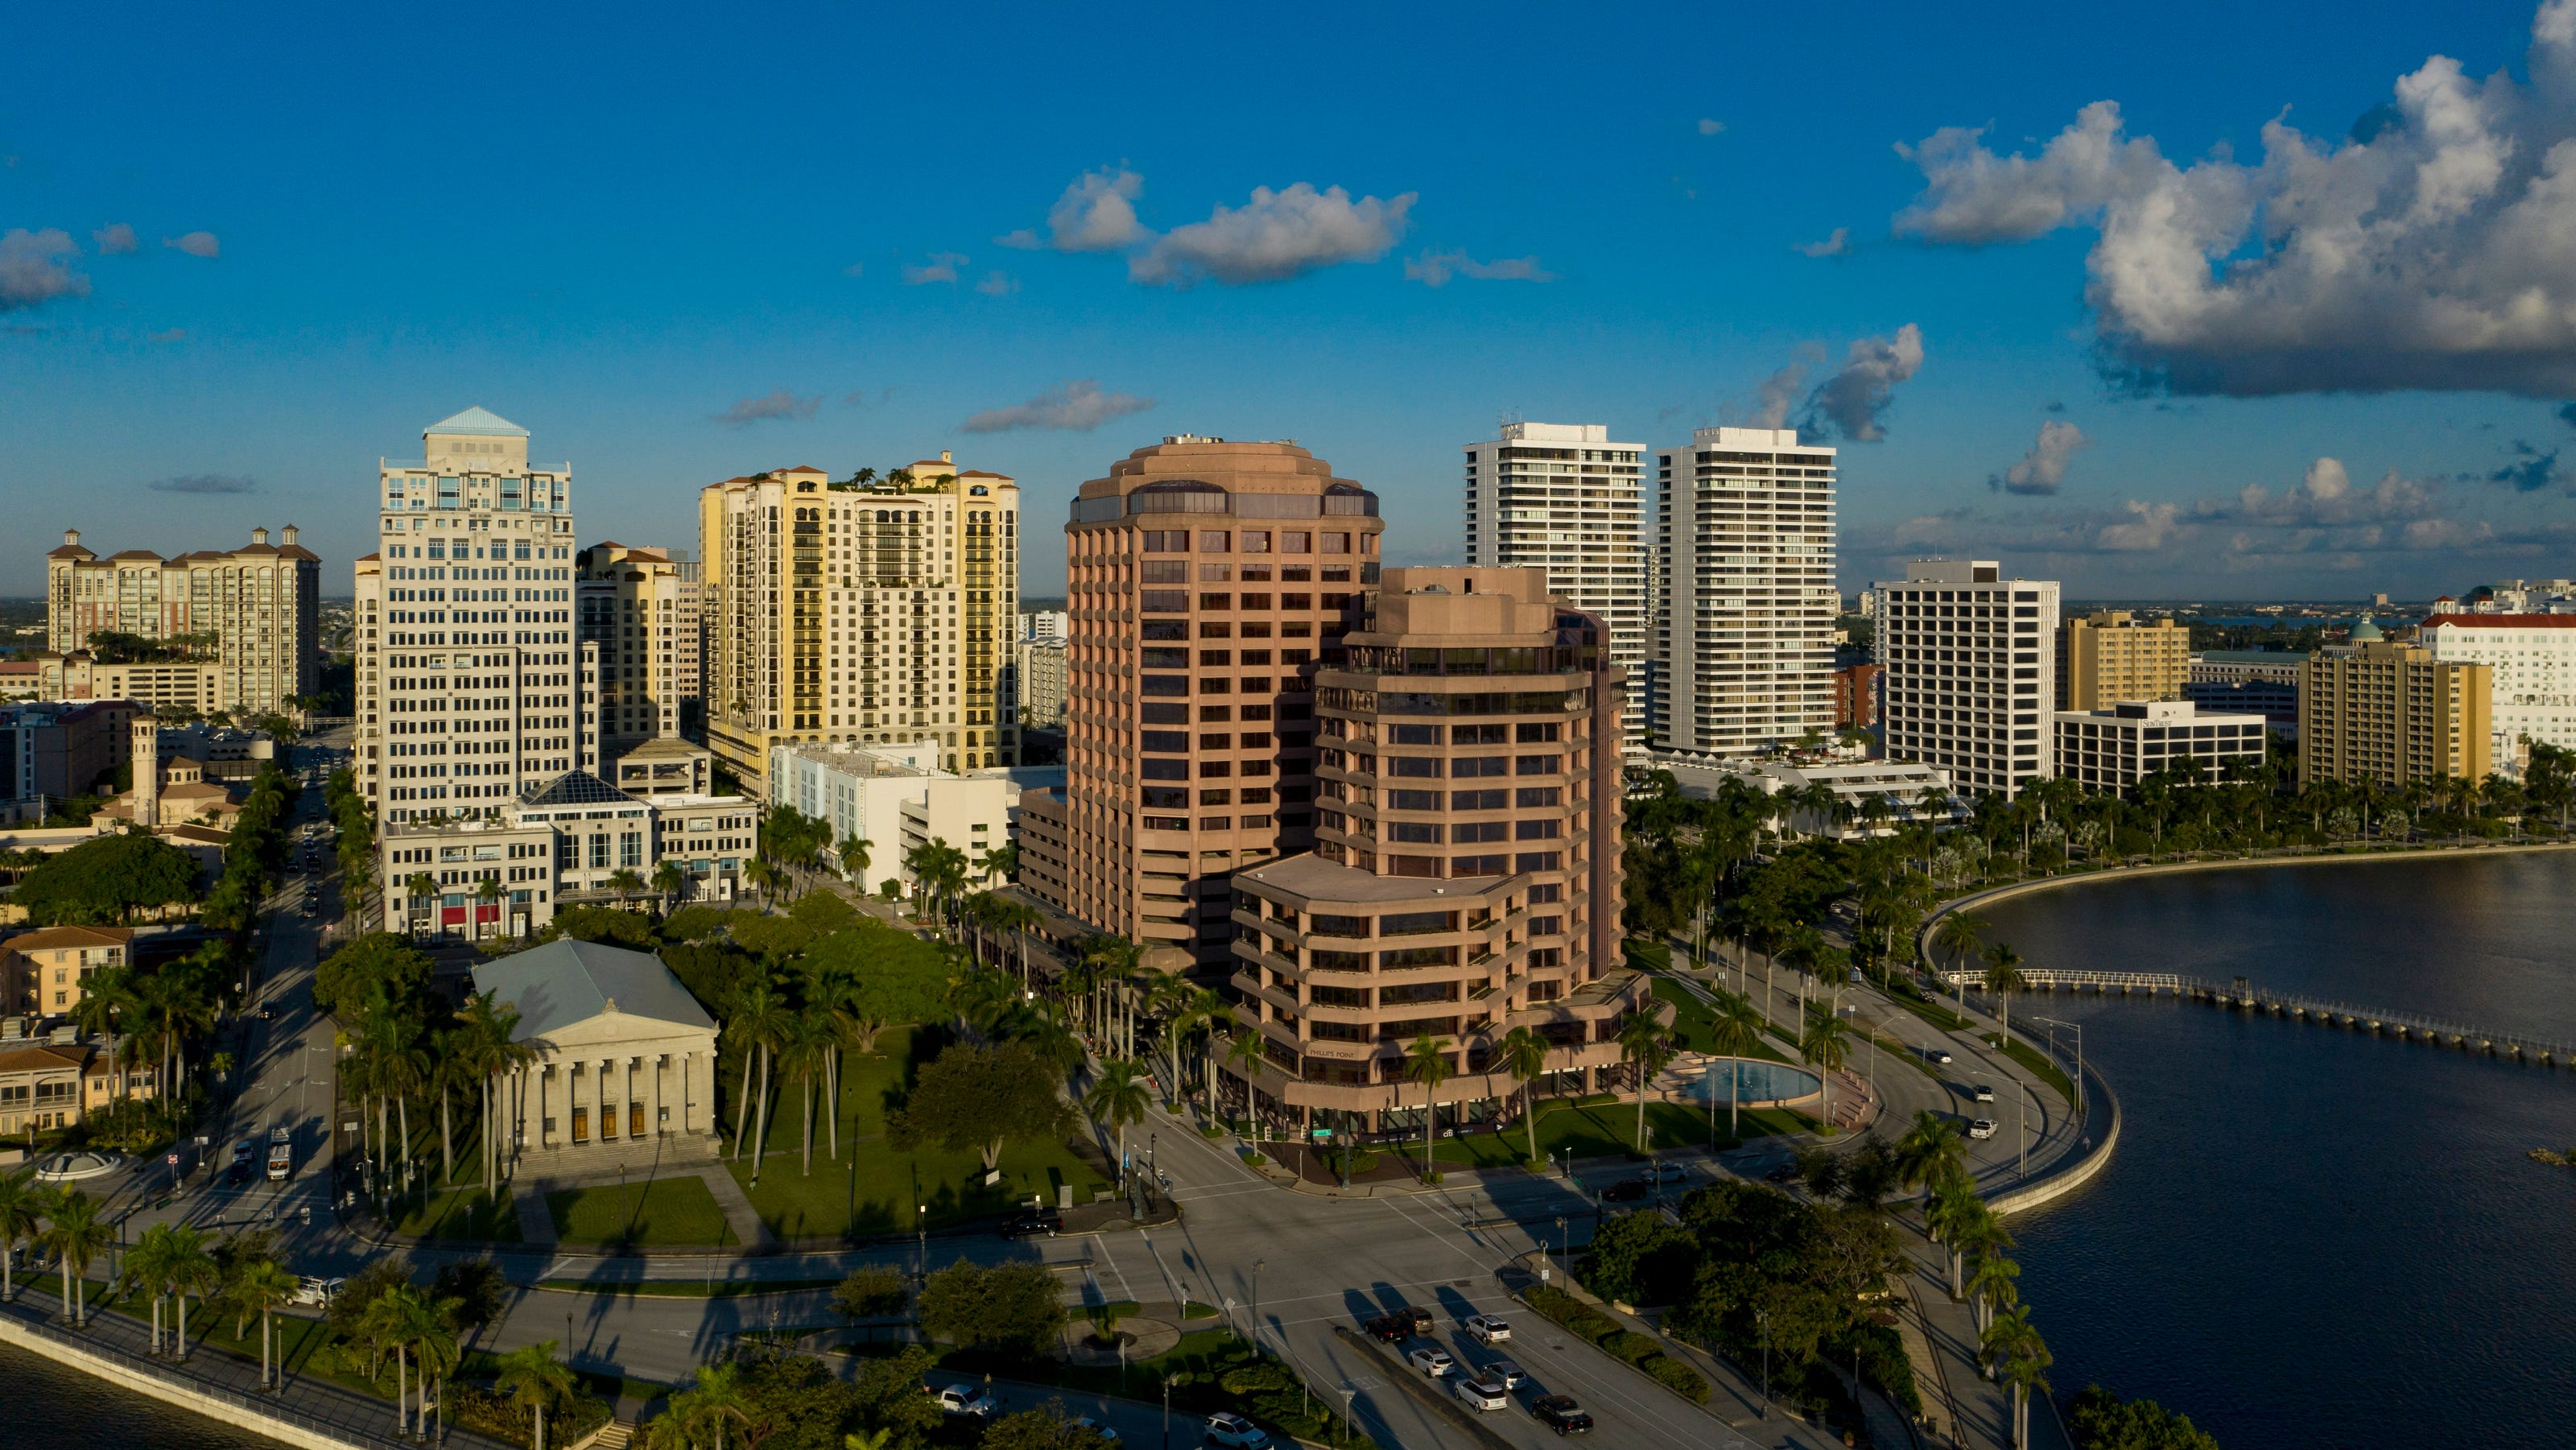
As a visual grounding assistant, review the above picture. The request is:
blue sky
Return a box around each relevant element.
[8,0,2576,599]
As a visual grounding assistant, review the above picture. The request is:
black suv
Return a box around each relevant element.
[1600,1179,1648,1203]
[1532,1395,1594,1435]
[1001,1208,1062,1239]
[1361,1314,1411,1342]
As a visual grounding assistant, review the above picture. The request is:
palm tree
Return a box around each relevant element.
[1952,1200,2016,1305]
[1493,1027,1551,1167]
[405,872,440,935]
[1980,943,2030,1051]
[724,977,790,1165]
[237,1256,299,1389]
[652,860,688,913]
[1084,1059,1152,1195]
[980,842,1018,885]
[0,1169,36,1302]
[780,1013,837,1176]
[362,1283,433,1434]
[1798,1014,1851,1127]
[1893,1109,1967,1202]
[414,1295,464,1441]
[1967,1251,2021,1337]
[39,1187,110,1326]
[1404,1035,1455,1180]
[130,1221,178,1353]
[165,1225,217,1358]
[1158,987,1228,1112]
[452,991,531,1203]
[494,1340,577,1450]
[1933,911,1986,986]
[1705,993,1767,1142]
[1616,1013,1676,1155]
[839,834,873,884]
[1984,1304,2052,1447]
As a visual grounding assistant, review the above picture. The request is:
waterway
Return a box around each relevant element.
[1980,852,2576,1449]
[0,1338,276,1449]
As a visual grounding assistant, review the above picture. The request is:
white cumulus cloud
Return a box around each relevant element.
[1992,420,2092,495]
[1402,250,1554,287]
[0,229,89,312]
[163,231,220,258]
[902,251,968,285]
[960,379,1155,433]
[974,271,1021,296]
[1795,227,1852,258]
[1002,167,1149,253]
[1895,2,2576,397]
[2097,500,2182,551]
[1698,118,1727,136]
[1804,324,1926,441]
[1130,183,1415,286]
[93,223,138,255]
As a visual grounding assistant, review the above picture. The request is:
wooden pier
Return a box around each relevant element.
[1934,969,2576,1067]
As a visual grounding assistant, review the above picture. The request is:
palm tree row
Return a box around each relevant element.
[1898,1111,2053,1447]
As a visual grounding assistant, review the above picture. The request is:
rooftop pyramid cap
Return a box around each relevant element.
[425,406,529,438]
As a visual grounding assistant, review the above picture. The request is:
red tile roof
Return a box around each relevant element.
[2420,614,2576,629]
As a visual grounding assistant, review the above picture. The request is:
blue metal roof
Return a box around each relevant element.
[425,406,528,437]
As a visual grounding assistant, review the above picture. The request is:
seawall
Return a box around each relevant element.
[0,1312,374,1450]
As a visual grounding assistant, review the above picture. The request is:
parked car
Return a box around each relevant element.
[1001,1208,1063,1239]
[1406,1345,1455,1378]
[1454,1375,1509,1411]
[1397,1304,1434,1335]
[1362,1314,1411,1342]
[1643,1162,1689,1184]
[1463,1314,1511,1345]
[930,1384,996,1418]
[1763,1163,1796,1184]
[1203,1411,1272,1448]
[1968,1118,1999,1140]
[1600,1178,1648,1203]
[1532,1394,1594,1434]
[287,1276,345,1307]
[1068,1415,1121,1443]
[1972,1083,1996,1103]
[1484,1359,1526,1390]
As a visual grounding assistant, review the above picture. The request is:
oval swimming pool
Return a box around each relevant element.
[1674,1058,1821,1104]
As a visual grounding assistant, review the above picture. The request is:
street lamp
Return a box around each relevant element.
[1554,1216,1567,1280]
[1757,1308,1772,1419]
[2032,1014,2083,1113]
[917,1203,928,1276]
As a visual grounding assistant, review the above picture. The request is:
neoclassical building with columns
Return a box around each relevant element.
[472,939,722,1171]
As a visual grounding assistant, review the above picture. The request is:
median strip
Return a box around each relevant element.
[1331,1325,1522,1450]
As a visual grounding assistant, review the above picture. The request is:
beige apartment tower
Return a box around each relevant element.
[1463,422,1648,752]
[1653,427,1839,754]
[353,407,587,825]
[578,543,704,746]
[1220,566,1643,1134]
[2058,611,2189,710]
[2300,638,2492,788]
[699,457,1019,795]
[1016,437,1381,978]
[44,527,321,717]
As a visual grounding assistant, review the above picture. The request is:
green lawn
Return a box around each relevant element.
[390,1186,522,1241]
[1984,1031,2077,1105]
[1430,1096,1814,1165]
[1651,977,1791,1062]
[548,1175,738,1247]
[721,1027,1113,1240]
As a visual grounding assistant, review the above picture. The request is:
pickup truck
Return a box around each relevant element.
[266,1127,294,1181]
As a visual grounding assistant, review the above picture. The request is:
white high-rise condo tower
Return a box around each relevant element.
[1463,422,1648,752]
[1652,427,1838,754]
[354,407,595,826]
[1872,559,2061,799]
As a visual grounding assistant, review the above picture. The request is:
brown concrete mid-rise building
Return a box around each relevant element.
[1217,566,1644,1137]
[1018,437,1381,976]
[2300,633,2492,788]
[2058,609,2189,711]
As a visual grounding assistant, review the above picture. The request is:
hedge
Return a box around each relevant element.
[1525,1287,1709,1406]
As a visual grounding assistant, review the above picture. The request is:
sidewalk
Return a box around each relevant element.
[0,1283,508,1449]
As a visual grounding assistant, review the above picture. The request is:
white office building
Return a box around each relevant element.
[1873,560,2061,799]
[2052,699,2267,795]
[769,739,1014,898]
[1652,427,1839,755]
[355,407,599,826]
[2417,613,2576,775]
[1464,421,1649,751]
[1021,609,1068,647]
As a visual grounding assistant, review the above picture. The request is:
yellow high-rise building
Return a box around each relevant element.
[2300,634,2492,788]
[2058,610,2189,710]
[700,456,1018,795]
